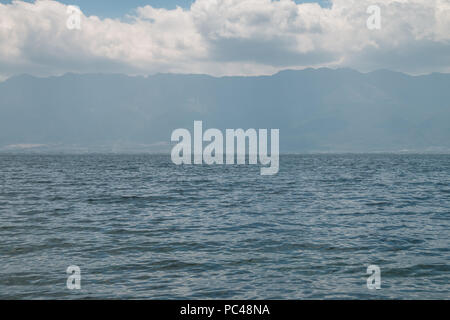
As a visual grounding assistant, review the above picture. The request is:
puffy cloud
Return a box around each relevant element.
[0,0,449,79]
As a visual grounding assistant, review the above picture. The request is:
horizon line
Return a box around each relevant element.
[3,67,450,83]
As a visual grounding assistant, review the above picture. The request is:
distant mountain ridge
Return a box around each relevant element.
[1,68,449,153]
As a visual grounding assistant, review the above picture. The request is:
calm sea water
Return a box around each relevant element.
[0,154,449,299]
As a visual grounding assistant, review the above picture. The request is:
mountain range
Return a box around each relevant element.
[1,68,449,153]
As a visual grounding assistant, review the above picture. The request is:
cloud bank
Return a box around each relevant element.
[0,0,449,78]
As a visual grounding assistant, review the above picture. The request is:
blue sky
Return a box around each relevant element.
[1,0,331,18]
[0,0,448,79]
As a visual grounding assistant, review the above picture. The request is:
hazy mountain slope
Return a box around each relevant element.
[0,68,449,152]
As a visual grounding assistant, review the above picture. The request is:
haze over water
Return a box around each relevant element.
[0,154,449,299]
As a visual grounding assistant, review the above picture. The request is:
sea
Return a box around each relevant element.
[0,154,449,299]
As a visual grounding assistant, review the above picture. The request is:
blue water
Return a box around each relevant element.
[0,154,449,299]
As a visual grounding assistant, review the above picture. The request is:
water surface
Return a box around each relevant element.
[0,154,449,299]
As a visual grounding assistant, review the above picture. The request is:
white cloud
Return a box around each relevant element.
[0,0,449,79]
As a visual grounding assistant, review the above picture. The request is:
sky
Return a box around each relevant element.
[1,0,332,17]
[0,0,449,79]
